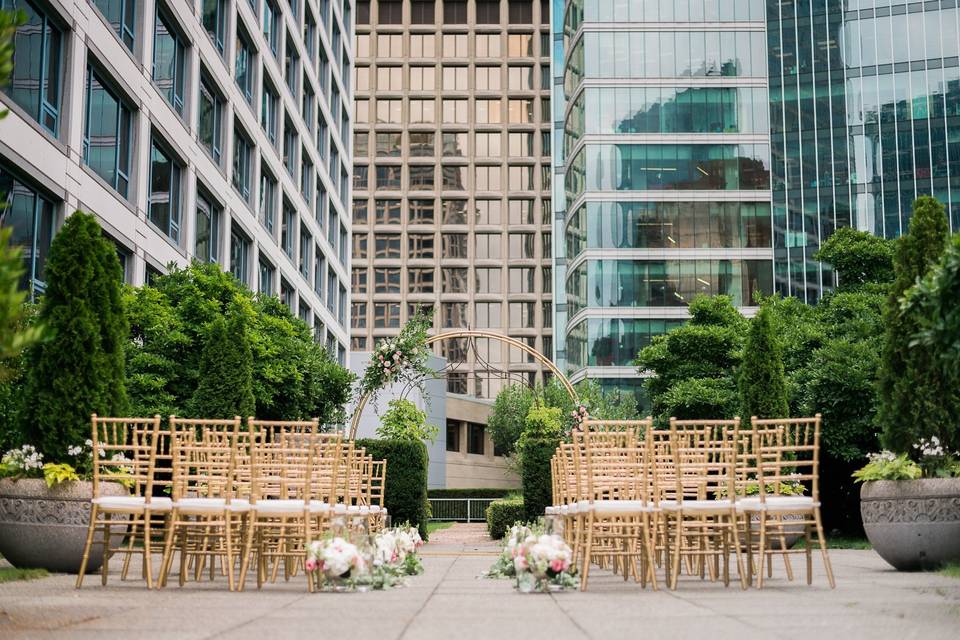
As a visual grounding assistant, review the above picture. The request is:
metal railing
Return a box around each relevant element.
[429,498,498,523]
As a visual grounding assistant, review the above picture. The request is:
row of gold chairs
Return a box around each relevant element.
[549,415,835,591]
[76,415,386,592]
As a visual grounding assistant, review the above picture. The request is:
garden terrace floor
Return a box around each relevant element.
[1,525,958,640]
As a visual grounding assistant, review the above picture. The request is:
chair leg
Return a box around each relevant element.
[120,520,137,581]
[813,509,835,588]
[579,513,594,591]
[670,518,683,590]
[729,512,748,590]
[805,520,813,585]
[143,514,154,589]
[158,510,179,588]
[224,513,236,592]
[75,504,99,589]
[643,512,658,591]
[238,517,257,592]
[757,512,767,589]
[743,513,754,587]
[100,519,112,586]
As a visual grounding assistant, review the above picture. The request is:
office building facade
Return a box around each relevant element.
[350,0,556,398]
[555,0,775,405]
[0,0,353,362]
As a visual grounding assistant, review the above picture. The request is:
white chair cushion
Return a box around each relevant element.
[579,499,656,514]
[544,506,558,516]
[92,496,172,512]
[676,499,735,512]
[252,499,308,515]
[657,499,678,511]
[173,497,251,513]
[737,496,818,512]
[369,505,382,513]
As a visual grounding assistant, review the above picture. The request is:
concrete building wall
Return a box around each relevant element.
[444,394,519,489]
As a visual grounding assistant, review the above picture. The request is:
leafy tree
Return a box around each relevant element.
[814,227,895,291]
[659,377,738,421]
[901,234,960,452]
[738,304,789,420]
[21,212,128,458]
[878,196,951,453]
[189,299,255,419]
[486,383,534,456]
[376,398,438,443]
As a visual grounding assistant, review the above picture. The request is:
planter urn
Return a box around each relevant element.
[860,478,960,571]
[0,478,128,573]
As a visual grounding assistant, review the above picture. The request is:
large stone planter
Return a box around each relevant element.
[860,478,960,571]
[0,478,128,573]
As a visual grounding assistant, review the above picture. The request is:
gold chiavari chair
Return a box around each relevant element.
[574,419,659,591]
[741,415,835,588]
[158,416,250,591]
[664,418,747,590]
[77,415,167,589]
[368,459,388,531]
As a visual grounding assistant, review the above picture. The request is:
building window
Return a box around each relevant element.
[153,7,186,114]
[441,301,467,328]
[148,138,182,243]
[444,0,467,23]
[263,0,280,55]
[198,74,223,164]
[374,267,401,293]
[82,66,132,198]
[441,233,468,259]
[467,423,485,455]
[447,372,467,394]
[283,119,298,176]
[376,165,402,190]
[0,165,55,297]
[230,227,250,284]
[378,0,402,24]
[410,33,435,57]
[352,302,367,328]
[258,257,275,296]
[93,0,135,51]
[299,227,312,277]
[446,420,461,452]
[409,199,435,224]
[195,192,221,263]
[476,267,501,294]
[232,126,252,200]
[281,200,295,258]
[408,233,434,259]
[442,267,468,293]
[409,268,434,293]
[235,29,254,102]
[284,36,299,95]
[261,80,279,145]
[2,0,62,135]
[373,302,401,328]
[201,0,225,53]
[259,169,277,233]
[409,165,434,190]
[508,0,532,24]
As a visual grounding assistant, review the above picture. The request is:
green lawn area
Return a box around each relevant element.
[0,567,48,584]
[939,563,960,579]
[795,536,871,550]
[427,521,455,534]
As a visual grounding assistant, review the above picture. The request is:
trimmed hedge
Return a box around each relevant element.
[486,498,525,540]
[519,436,556,522]
[428,488,516,499]
[356,438,430,540]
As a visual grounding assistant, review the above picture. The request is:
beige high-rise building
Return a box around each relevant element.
[350,0,555,399]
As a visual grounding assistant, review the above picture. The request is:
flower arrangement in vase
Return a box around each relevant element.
[513,533,576,593]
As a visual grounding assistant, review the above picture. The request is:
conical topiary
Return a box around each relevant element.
[189,299,255,419]
[738,304,789,420]
[21,211,128,458]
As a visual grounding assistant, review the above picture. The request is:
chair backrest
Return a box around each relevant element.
[369,459,387,507]
[751,415,821,503]
[168,416,244,502]
[90,415,162,501]
[577,428,650,504]
[669,417,740,503]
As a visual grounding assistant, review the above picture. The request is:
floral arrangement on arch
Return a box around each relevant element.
[569,404,589,432]
[358,308,435,404]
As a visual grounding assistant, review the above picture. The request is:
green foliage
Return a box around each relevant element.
[21,212,128,459]
[486,497,525,540]
[518,436,555,522]
[0,567,48,584]
[376,398,439,443]
[878,196,952,454]
[428,488,515,499]
[42,462,80,487]
[738,305,789,420]
[0,10,26,121]
[356,438,430,540]
[814,227,895,290]
[0,228,44,377]
[519,405,563,443]
[636,295,744,424]
[189,300,255,419]
[359,308,434,402]
[901,234,960,452]
[487,383,535,457]
[125,263,353,424]
[852,453,922,482]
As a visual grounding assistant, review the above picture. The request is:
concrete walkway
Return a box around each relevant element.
[1,526,958,640]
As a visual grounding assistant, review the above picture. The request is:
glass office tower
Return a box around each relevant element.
[555,1,775,407]
[768,0,960,302]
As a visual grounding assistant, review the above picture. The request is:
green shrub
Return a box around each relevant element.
[738,304,789,420]
[659,378,737,422]
[376,398,438,443]
[878,196,951,454]
[814,227,895,291]
[428,488,516,499]
[189,299,255,419]
[21,212,127,458]
[519,435,555,522]
[356,438,430,540]
[486,497,525,540]
[487,383,535,456]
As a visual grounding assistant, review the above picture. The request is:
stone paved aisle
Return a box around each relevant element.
[1,525,958,640]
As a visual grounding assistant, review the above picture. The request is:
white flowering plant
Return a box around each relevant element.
[513,533,577,593]
[853,441,960,482]
[305,524,426,591]
[0,439,135,488]
[306,536,366,585]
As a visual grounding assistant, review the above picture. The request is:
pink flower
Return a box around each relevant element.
[550,558,567,573]
[305,558,318,572]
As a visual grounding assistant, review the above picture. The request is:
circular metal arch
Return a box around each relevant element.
[348,330,578,439]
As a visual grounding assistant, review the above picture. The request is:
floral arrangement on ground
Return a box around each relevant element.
[305,523,424,591]
[484,523,577,593]
[358,308,435,403]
